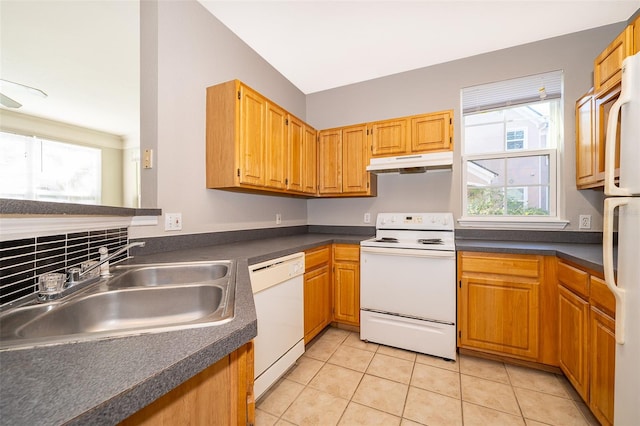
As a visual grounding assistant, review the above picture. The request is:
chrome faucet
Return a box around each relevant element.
[36,241,146,302]
[66,242,146,284]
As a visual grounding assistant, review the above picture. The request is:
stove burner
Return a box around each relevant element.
[417,238,444,245]
[375,237,399,243]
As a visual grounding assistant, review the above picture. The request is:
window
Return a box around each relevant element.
[461,71,566,228]
[0,131,101,204]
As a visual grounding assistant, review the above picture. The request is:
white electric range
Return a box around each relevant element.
[360,212,456,360]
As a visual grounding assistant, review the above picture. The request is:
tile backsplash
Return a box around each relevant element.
[0,228,129,306]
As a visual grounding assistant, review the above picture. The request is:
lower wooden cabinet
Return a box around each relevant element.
[304,245,332,343]
[589,306,616,426]
[120,341,255,426]
[558,285,590,400]
[332,244,360,326]
[457,252,543,361]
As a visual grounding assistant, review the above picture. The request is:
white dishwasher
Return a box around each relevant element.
[249,252,305,399]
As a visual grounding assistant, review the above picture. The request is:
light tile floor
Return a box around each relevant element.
[256,327,600,426]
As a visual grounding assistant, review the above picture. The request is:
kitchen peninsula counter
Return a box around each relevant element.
[0,233,369,426]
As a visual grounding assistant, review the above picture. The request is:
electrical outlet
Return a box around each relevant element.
[364,212,371,223]
[276,213,282,225]
[165,213,182,231]
[579,214,591,230]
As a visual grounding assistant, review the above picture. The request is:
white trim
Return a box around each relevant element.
[457,216,569,230]
[0,216,156,241]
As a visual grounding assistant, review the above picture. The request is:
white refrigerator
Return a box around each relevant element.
[603,51,640,425]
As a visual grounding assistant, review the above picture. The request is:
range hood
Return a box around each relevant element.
[366,152,453,174]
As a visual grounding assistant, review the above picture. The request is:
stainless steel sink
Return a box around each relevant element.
[0,261,235,351]
[108,262,230,288]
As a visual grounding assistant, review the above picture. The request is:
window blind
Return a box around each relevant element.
[462,70,563,114]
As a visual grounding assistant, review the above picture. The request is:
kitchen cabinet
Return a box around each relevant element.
[332,244,360,326]
[304,245,332,343]
[120,342,255,426]
[206,80,317,197]
[457,252,544,361]
[287,115,317,195]
[369,110,453,158]
[575,91,596,188]
[370,118,408,157]
[557,261,590,401]
[410,111,453,153]
[265,102,287,190]
[318,125,376,197]
[555,261,616,426]
[589,305,616,426]
[594,26,633,92]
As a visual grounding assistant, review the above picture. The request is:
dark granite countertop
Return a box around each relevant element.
[0,233,368,426]
[454,240,608,274]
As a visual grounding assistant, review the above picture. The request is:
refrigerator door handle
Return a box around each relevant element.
[604,73,632,197]
[603,197,627,344]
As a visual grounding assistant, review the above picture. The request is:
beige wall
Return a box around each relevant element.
[306,23,625,231]
[133,0,308,238]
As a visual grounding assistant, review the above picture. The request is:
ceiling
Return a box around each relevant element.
[199,0,640,94]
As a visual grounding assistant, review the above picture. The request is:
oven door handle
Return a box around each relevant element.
[360,246,455,259]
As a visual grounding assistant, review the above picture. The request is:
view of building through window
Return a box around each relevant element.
[463,96,561,217]
[0,131,101,204]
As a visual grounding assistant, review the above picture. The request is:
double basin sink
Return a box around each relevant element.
[0,261,235,351]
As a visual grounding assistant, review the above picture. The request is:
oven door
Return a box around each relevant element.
[360,246,456,323]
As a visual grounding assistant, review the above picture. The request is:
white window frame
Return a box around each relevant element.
[459,80,568,229]
[506,128,527,151]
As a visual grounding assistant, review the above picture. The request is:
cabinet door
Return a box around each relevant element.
[371,118,407,157]
[333,261,360,325]
[304,265,331,343]
[318,129,342,195]
[594,83,621,184]
[239,85,266,186]
[264,102,287,190]
[287,115,304,193]
[589,307,616,426]
[342,124,371,194]
[558,286,589,400]
[459,275,540,360]
[303,125,317,195]
[575,92,597,188]
[635,15,640,54]
[410,111,452,153]
[594,26,633,92]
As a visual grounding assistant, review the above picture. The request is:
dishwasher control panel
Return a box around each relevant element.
[248,252,305,294]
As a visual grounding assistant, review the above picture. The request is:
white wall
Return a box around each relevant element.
[306,24,624,232]
[133,0,308,238]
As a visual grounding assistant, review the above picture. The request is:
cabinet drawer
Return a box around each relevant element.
[333,244,359,262]
[557,261,589,298]
[594,27,633,91]
[305,245,331,270]
[459,252,541,278]
[590,275,616,318]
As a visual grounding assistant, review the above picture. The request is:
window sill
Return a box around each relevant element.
[457,217,569,230]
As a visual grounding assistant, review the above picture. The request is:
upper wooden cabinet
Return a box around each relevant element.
[287,115,317,195]
[594,26,633,92]
[206,80,317,197]
[410,111,453,153]
[370,110,453,158]
[318,125,376,197]
[371,118,408,157]
[575,91,596,188]
[575,19,633,190]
